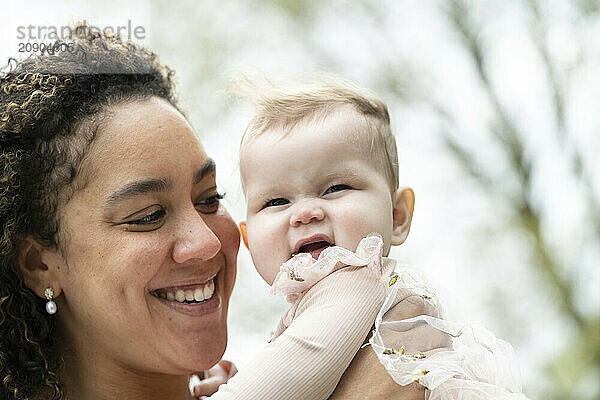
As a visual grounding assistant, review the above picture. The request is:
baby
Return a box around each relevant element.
[201,73,530,399]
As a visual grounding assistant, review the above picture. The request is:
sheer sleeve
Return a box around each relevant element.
[208,265,389,400]
[369,266,531,400]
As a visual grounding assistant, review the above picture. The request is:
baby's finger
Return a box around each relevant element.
[223,360,238,378]
[189,374,202,398]
[204,359,238,379]
[192,376,226,398]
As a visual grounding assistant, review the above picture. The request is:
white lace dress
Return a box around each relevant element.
[271,234,531,399]
[205,234,530,399]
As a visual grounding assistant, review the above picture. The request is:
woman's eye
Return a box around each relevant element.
[195,192,225,213]
[264,198,290,208]
[125,209,166,225]
[323,184,352,195]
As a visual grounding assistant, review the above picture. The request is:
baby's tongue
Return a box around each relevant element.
[300,241,332,260]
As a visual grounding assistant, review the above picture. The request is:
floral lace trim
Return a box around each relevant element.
[271,233,385,303]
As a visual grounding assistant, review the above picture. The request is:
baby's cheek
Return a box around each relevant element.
[340,210,374,235]
[340,209,391,251]
[246,224,274,282]
[260,246,285,284]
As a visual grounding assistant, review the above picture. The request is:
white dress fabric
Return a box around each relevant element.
[370,263,530,399]
[207,234,531,399]
[273,234,531,399]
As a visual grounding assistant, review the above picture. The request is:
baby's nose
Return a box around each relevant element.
[290,201,325,226]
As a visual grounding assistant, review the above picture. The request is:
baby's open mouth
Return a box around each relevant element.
[298,241,331,253]
[295,239,334,260]
[151,276,216,304]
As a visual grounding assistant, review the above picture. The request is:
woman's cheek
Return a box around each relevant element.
[128,240,167,274]
[211,207,240,295]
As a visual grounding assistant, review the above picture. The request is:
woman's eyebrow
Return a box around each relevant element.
[194,159,216,184]
[104,159,216,206]
[105,178,172,206]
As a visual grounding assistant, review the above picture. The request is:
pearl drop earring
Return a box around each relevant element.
[44,287,57,314]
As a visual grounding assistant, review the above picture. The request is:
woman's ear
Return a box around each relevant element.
[18,237,63,299]
[391,187,415,246]
[238,222,249,250]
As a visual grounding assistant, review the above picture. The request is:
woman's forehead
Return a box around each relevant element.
[75,98,210,196]
[98,98,191,145]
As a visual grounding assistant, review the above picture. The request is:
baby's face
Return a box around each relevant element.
[241,106,395,285]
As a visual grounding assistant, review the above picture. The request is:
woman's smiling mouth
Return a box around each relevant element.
[150,275,216,304]
[149,274,222,317]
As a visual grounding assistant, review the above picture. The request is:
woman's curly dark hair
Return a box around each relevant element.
[0,25,177,399]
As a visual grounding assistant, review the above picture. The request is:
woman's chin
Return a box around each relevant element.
[181,352,226,373]
[173,330,228,371]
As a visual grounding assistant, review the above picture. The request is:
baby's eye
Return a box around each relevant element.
[264,198,289,208]
[323,184,352,195]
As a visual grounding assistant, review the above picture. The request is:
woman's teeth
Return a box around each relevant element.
[153,279,215,304]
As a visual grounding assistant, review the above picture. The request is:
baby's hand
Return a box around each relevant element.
[190,360,238,398]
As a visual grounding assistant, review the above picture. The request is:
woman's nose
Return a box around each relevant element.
[289,201,325,227]
[172,210,222,264]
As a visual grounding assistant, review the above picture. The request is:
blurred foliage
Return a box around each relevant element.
[263,0,314,19]
[439,1,600,398]
[574,0,600,16]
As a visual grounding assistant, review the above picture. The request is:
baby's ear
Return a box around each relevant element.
[18,236,63,299]
[391,187,415,246]
[238,222,249,250]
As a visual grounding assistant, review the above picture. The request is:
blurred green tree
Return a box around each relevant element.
[437,1,599,398]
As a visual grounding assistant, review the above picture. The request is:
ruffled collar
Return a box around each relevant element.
[271,233,385,303]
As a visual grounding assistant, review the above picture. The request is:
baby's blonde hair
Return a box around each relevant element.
[230,71,399,191]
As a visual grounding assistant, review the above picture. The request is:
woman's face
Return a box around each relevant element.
[53,97,239,373]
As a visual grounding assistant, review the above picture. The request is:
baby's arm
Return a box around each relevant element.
[207,265,387,400]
